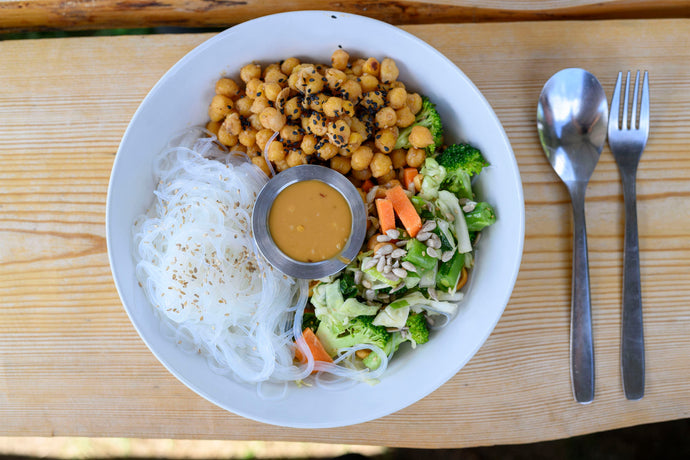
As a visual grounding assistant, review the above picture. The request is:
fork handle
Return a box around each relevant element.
[569,184,595,404]
[620,171,645,400]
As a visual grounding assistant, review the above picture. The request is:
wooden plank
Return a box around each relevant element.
[0,19,689,447]
[0,0,689,33]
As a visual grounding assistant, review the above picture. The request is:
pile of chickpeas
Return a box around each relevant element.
[206,49,435,191]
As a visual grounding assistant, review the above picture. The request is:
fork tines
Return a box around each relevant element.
[610,70,650,134]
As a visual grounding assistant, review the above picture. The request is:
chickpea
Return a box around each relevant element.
[352,167,372,181]
[327,119,351,147]
[384,179,402,189]
[232,143,247,154]
[215,78,240,97]
[252,156,271,176]
[235,96,253,117]
[221,111,242,136]
[330,155,352,175]
[351,145,374,171]
[389,80,405,90]
[376,168,397,184]
[246,78,264,98]
[274,159,289,172]
[255,128,274,151]
[248,113,263,131]
[264,68,287,85]
[375,128,397,154]
[406,147,427,168]
[259,107,286,132]
[367,234,382,251]
[278,124,301,143]
[266,140,285,162]
[250,95,270,114]
[284,96,302,121]
[309,93,329,112]
[217,127,238,147]
[359,74,379,92]
[390,149,407,169]
[348,131,365,151]
[407,92,423,114]
[325,68,347,92]
[246,143,261,157]
[206,120,221,136]
[408,125,433,149]
[341,99,355,117]
[413,172,424,192]
[263,82,282,102]
[316,141,339,161]
[308,112,328,136]
[281,57,300,75]
[287,72,301,92]
[351,58,366,76]
[338,146,354,158]
[370,152,393,178]
[331,49,350,70]
[304,73,324,95]
[301,134,317,155]
[300,115,311,133]
[375,106,397,129]
[395,106,416,128]
[340,79,362,102]
[238,127,257,148]
[361,91,385,112]
[240,63,261,83]
[323,97,344,118]
[208,94,234,122]
[350,117,369,138]
[362,57,380,77]
[286,149,308,168]
[388,87,407,109]
[380,58,399,83]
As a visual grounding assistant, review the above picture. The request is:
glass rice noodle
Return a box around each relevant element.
[132,129,388,396]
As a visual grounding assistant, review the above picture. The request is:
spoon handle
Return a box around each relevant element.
[569,184,595,404]
[620,170,645,400]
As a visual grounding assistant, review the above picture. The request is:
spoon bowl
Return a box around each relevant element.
[537,68,608,404]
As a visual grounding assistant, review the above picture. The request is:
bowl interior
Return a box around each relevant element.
[106,10,524,428]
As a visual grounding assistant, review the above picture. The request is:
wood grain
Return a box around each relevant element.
[1,19,690,447]
[0,0,689,33]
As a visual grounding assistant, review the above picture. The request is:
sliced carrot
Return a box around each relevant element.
[386,185,423,237]
[402,168,419,189]
[295,328,333,366]
[361,178,375,193]
[375,198,396,235]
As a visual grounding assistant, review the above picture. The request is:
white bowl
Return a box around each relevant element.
[106,10,524,428]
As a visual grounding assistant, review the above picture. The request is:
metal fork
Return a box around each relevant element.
[608,70,649,400]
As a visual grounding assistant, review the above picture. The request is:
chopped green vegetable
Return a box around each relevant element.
[419,157,446,200]
[403,238,437,272]
[436,250,465,292]
[464,202,497,232]
[316,315,391,357]
[339,272,358,298]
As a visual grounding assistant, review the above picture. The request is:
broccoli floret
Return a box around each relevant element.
[405,313,430,345]
[435,144,489,198]
[394,96,444,153]
[464,202,496,232]
[316,315,391,357]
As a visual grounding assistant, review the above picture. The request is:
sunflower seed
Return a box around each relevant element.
[365,289,376,300]
[428,287,439,301]
[463,201,477,213]
[395,240,408,247]
[392,260,400,268]
[401,261,417,273]
[391,248,407,259]
[390,282,406,293]
[376,257,386,272]
[383,265,392,274]
[354,270,363,284]
[376,234,392,242]
[421,220,437,232]
[383,272,400,282]
[386,229,400,239]
[416,232,431,242]
[426,247,439,258]
[426,235,442,249]
[441,250,454,262]
[362,279,372,289]
[376,244,394,256]
[392,268,407,278]
[362,258,377,270]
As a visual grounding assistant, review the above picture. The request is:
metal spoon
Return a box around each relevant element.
[537,68,608,404]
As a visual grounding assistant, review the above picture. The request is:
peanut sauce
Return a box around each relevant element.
[268,180,351,263]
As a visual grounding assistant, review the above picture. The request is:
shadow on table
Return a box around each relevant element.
[0,418,688,460]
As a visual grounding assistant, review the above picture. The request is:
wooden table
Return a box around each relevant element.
[1,9,690,448]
